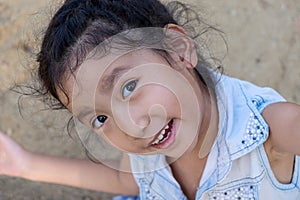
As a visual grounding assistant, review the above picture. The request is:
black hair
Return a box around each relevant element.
[38,0,174,106]
[36,0,221,109]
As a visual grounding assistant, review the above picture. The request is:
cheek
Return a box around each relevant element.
[100,128,128,150]
[100,120,121,143]
[99,122,140,152]
[132,85,181,114]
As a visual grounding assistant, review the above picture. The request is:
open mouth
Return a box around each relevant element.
[150,119,175,148]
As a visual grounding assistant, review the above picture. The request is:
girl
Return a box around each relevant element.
[1,0,300,199]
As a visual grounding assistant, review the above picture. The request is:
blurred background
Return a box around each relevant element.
[0,0,299,199]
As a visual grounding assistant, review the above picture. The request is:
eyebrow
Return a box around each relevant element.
[99,66,131,93]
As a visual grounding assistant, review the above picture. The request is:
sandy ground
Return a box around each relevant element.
[0,0,299,199]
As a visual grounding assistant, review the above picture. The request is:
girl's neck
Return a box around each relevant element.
[186,71,219,159]
[196,86,219,159]
[168,85,219,199]
[168,76,219,162]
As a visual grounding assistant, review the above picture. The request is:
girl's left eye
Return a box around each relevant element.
[122,80,137,98]
[92,115,108,128]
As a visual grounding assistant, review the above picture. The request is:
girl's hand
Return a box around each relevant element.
[0,131,31,178]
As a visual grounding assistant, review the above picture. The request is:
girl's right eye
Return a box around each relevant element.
[92,115,108,128]
[122,80,137,98]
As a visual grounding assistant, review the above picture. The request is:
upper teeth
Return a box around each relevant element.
[151,123,170,145]
[158,133,164,140]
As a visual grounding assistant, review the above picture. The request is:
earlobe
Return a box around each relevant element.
[164,24,198,68]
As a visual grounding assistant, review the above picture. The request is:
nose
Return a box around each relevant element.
[111,101,167,139]
[129,103,168,139]
[133,114,150,130]
[127,103,151,138]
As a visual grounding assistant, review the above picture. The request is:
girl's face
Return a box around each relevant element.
[60,30,210,159]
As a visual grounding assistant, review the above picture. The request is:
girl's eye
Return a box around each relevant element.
[93,115,108,128]
[122,80,137,98]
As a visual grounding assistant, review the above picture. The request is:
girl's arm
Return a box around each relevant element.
[262,102,300,183]
[262,102,300,155]
[0,131,139,195]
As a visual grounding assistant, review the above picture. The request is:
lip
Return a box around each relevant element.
[149,119,176,149]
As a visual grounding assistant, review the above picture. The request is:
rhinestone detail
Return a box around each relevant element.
[241,112,266,146]
[210,185,257,200]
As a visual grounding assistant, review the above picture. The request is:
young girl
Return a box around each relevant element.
[1,0,300,199]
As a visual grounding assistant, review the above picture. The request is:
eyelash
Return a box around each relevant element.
[122,80,137,98]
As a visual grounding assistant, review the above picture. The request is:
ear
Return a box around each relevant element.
[165,24,198,68]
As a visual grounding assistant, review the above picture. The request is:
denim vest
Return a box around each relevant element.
[128,75,300,199]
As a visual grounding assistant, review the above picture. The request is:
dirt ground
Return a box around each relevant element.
[0,0,299,199]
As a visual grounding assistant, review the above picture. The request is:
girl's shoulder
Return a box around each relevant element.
[261,102,300,184]
[262,102,300,155]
